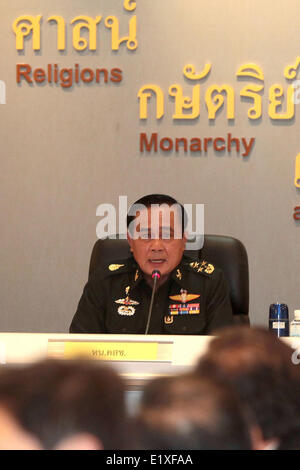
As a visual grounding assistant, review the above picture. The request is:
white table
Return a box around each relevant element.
[0,333,298,389]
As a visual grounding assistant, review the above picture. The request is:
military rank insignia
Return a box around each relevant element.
[115,286,139,316]
[190,260,215,274]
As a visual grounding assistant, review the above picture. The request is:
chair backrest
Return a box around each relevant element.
[88,235,249,324]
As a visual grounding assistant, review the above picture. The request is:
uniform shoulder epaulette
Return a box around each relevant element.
[106,259,135,275]
[91,259,134,280]
[189,260,215,275]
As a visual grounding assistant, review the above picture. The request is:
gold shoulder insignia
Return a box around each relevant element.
[190,260,215,275]
[108,264,125,271]
[205,263,215,274]
[189,261,200,269]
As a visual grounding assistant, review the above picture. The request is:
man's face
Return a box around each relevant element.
[127,205,187,281]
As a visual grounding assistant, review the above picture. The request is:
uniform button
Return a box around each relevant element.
[122,328,127,333]
[182,326,187,332]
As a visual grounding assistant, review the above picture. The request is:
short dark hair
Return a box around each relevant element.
[0,359,130,449]
[127,194,188,236]
[196,326,300,442]
[135,373,252,450]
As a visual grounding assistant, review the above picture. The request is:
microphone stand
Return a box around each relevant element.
[145,270,161,335]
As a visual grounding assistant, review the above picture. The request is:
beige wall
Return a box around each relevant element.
[0,0,299,332]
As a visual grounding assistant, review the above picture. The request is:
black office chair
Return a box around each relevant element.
[88,235,250,325]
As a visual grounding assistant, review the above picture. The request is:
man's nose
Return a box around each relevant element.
[149,238,164,250]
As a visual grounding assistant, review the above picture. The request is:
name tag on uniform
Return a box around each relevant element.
[169,303,200,315]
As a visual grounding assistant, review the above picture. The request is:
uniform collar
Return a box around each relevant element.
[130,256,193,289]
[170,255,196,287]
[129,254,198,290]
[131,266,143,289]
[128,257,144,290]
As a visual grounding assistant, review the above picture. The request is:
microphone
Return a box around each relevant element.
[145,270,161,334]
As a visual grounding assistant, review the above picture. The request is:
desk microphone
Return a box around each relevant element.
[145,270,161,335]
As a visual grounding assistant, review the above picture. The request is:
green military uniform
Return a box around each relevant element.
[70,255,234,335]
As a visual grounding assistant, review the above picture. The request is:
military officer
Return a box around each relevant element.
[70,194,234,335]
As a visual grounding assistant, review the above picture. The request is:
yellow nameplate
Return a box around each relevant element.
[63,341,159,362]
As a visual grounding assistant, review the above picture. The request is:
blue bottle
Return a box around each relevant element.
[269,303,289,337]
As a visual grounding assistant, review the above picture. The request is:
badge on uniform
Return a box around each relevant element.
[115,286,139,316]
[164,315,174,325]
[168,289,200,316]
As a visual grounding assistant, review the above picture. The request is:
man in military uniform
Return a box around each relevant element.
[70,194,234,335]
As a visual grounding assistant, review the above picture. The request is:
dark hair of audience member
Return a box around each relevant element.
[196,326,300,446]
[277,430,300,450]
[0,359,131,449]
[135,372,252,450]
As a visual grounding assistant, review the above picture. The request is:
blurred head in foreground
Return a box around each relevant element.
[196,326,300,449]
[0,359,128,450]
[135,372,252,450]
